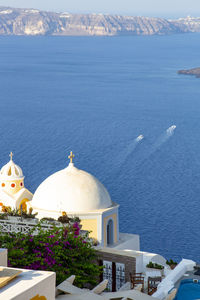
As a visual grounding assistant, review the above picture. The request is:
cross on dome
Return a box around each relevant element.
[9,152,13,161]
[68,151,75,164]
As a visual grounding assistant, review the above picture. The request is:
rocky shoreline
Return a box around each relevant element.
[178,68,200,78]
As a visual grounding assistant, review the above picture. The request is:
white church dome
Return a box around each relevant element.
[31,157,113,214]
[0,153,24,179]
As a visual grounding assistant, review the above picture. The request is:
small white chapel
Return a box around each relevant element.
[30,151,139,249]
[0,151,139,250]
[0,152,33,211]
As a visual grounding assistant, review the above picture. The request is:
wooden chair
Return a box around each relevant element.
[129,272,144,292]
[148,276,162,295]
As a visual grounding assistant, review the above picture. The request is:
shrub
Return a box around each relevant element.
[57,213,80,224]
[166,259,178,266]
[0,222,101,286]
[0,206,37,219]
[146,261,164,270]
[57,215,70,224]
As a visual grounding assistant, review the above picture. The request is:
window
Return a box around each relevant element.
[107,219,114,245]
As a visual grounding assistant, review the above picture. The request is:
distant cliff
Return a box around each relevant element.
[0,7,200,36]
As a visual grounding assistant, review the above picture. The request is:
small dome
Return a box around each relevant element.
[0,153,24,179]
[31,162,113,213]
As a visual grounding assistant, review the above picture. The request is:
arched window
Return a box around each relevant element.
[107,219,114,245]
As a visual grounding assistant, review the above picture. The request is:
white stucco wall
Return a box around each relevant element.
[135,253,143,273]
[0,268,55,300]
[0,248,7,267]
[113,232,140,251]
[140,251,167,268]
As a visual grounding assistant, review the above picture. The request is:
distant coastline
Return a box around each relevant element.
[178,67,200,78]
[1,6,200,36]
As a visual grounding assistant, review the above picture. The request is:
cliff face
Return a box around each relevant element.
[170,16,200,33]
[0,7,200,36]
[58,15,182,36]
[0,8,62,35]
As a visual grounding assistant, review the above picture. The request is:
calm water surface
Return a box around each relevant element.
[0,34,200,261]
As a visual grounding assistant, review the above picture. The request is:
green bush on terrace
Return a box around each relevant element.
[166,259,178,266]
[0,222,102,287]
[146,261,164,270]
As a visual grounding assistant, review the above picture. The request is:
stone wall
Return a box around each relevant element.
[97,249,136,285]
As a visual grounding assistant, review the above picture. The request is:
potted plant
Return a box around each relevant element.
[166,259,178,270]
[58,211,70,224]
[146,262,165,276]
[1,206,38,222]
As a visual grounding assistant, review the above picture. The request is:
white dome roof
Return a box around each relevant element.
[1,156,24,180]
[31,162,113,213]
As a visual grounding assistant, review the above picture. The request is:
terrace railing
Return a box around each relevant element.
[0,218,53,234]
[0,217,87,236]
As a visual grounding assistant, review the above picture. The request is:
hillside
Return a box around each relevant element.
[0,7,199,36]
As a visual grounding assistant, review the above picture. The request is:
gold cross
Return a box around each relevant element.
[9,152,13,161]
[68,151,75,163]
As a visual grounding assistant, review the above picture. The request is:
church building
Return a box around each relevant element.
[28,151,138,249]
[0,153,33,211]
[30,152,121,247]
[0,151,139,250]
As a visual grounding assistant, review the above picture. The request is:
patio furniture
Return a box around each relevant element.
[129,273,144,292]
[148,276,162,295]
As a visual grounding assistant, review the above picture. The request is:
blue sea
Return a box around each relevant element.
[0,33,200,262]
